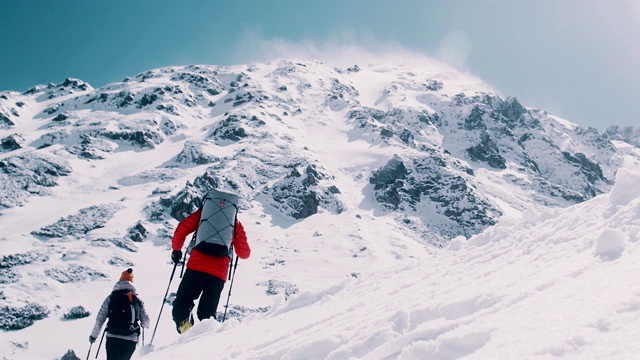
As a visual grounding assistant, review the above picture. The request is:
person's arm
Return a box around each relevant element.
[90,296,110,339]
[136,297,151,328]
[232,220,251,259]
[171,208,202,251]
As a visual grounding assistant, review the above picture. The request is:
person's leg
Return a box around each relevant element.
[105,337,123,360]
[196,274,225,321]
[172,269,205,329]
[119,339,137,360]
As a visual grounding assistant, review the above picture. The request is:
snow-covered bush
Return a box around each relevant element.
[257,279,299,300]
[91,237,138,252]
[0,269,20,284]
[62,306,91,320]
[0,303,49,330]
[0,251,49,268]
[44,264,108,283]
[216,305,269,323]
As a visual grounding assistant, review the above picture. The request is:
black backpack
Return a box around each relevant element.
[106,289,140,336]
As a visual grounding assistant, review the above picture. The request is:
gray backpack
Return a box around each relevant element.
[187,189,239,257]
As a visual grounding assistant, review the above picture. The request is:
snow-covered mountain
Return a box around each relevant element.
[0,59,638,359]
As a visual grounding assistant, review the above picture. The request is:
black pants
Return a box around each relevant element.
[105,337,136,360]
[172,268,225,326]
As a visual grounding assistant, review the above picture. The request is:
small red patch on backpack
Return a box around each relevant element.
[220,201,225,207]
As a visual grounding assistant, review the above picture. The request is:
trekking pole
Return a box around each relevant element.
[149,261,179,346]
[95,329,106,359]
[222,256,239,322]
[85,342,93,360]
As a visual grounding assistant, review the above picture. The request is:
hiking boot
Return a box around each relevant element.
[177,318,192,334]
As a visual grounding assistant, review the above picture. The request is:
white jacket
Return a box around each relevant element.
[90,280,151,343]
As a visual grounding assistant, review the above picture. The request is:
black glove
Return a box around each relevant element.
[89,335,96,344]
[171,250,182,264]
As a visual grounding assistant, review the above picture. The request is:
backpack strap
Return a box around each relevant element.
[124,291,138,329]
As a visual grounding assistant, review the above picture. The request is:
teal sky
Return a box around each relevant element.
[1,0,638,129]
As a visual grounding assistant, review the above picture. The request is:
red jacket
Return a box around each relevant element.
[172,208,250,281]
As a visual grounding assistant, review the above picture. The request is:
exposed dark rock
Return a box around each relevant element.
[166,171,220,221]
[347,65,360,72]
[101,130,161,149]
[0,113,14,128]
[271,180,319,219]
[43,103,62,114]
[370,156,407,190]
[59,78,90,91]
[1,134,24,152]
[497,97,527,122]
[156,104,179,115]
[425,80,443,91]
[371,155,501,238]
[176,141,218,165]
[128,222,148,242]
[562,152,605,184]
[83,93,109,104]
[211,114,248,142]
[302,165,321,187]
[466,133,507,169]
[136,93,158,108]
[232,91,255,107]
[380,128,394,138]
[32,204,123,238]
[115,91,135,108]
[52,113,68,122]
[464,106,487,131]
[0,152,72,208]
[604,125,640,147]
[60,349,82,360]
[267,163,344,219]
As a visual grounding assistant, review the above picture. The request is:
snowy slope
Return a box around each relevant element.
[0,59,638,359]
[141,155,640,360]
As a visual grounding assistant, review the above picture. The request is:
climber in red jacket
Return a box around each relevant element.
[170,207,251,334]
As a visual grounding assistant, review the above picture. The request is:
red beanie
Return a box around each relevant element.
[119,268,134,282]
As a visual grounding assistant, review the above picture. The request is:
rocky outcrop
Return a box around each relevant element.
[0,152,72,208]
[371,154,500,239]
[605,125,640,147]
[32,204,124,238]
[1,134,24,152]
[267,164,344,219]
